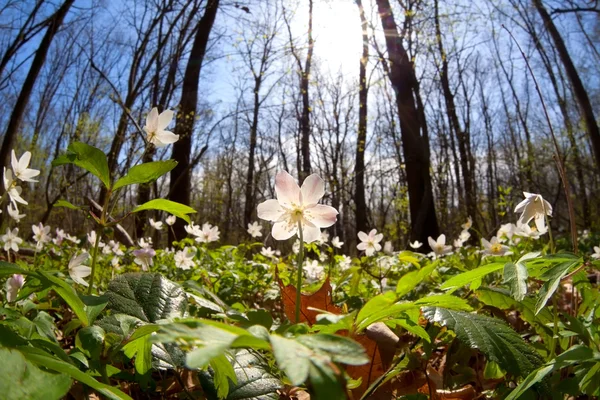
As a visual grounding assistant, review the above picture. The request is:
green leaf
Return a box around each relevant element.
[132,199,196,224]
[503,261,529,301]
[38,271,89,327]
[535,258,581,314]
[396,261,438,297]
[104,273,187,323]
[53,142,111,189]
[113,160,177,191]
[440,262,505,290]
[54,199,81,210]
[19,347,132,400]
[0,347,71,400]
[422,307,543,377]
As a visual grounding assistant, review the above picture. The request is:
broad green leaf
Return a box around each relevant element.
[76,325,105,360]
[38,271,89,327]
[113,160,177,191]
[54,199,81,210]
[503,261,528,301]
[132,199,196,224]
[0,347,71,400]
[441,262,505,290]
[505,345,598,400]
[210,353,237,399]
[535,258,581,314]
[396,261,438,297]
[53,141,111,189]
[20,347,132,400]
[104,273,187,323]
[422,307,543,377]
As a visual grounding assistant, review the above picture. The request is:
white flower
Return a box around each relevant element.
[3,168,27,206]
[7,203,25,222]
[317,230,330,245]
[257,171,338,243]
[133,248,155,271]
[481,237,511,256]
[331,236,343,248]
[2,228,22,252]
[174,247,196,270]
[166,215,176,226]
[32,223,51,250]
[461,216,472,231]
[149,218,163,230]
[195,223,220,243]
[514,192,552,232]
[143,107,179,147]
[428,234,452,258]
[247,221,263,238]
[304,260,324,283]
[383,241,394,254]
[338,255,352,270]
[261,246,276,258]
[5,274,24,302]
[357,229,383,256]
[69,252,91,287]
[592,246,600,260]
[409,240,423,249]
[11,150,40,182]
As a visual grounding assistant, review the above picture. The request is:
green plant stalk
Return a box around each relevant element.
[295,222,304,324]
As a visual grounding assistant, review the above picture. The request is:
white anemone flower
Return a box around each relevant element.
[69,252,91,287]
[481,237,512,256]
[257,171,338,243]
[149,218,163,230]
[247,221,263,238]
[514,192,552,232]
[174,247,196,270]
[357,229,384,256]
[428,234,452,258]
[11,150,40,182]
[143,107,179,147]
[2,228,22,252]
[165,215,176,226]
[7,203,25,222]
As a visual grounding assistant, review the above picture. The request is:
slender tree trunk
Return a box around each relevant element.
[375,0,439,247]
[532,0,600,173]
[354,0,369,235]
[0,0,74,174]
[169,0,220,242]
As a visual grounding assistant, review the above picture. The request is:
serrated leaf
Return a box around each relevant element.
[113,160,177,191]
[54,199,81,210]
[535,258,581,314]
[132,199,196,224]
[422,307,543,377]
[104,273,187,323]
[441,262,505,290]
[53,142,111,189]
[0,347,71,400]
[503,261,528,301]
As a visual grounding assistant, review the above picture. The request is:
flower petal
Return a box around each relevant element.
[304,204,338,228]
[300,174,325,205]
[275,171,301,207]
[271,220,297,241]
[257,199,285,221]
[302,225,321,243]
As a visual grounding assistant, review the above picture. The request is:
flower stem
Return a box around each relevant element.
[295,222,304,324]
[87,232,101,295]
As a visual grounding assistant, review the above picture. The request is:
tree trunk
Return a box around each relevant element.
[375,0,439,247]
[354,0,369,235]
[532,0,600,173]
[168,0,220,242]
[0,0,74,177]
